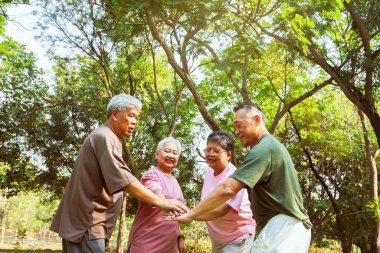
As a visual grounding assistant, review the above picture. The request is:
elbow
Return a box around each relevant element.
[220,185,236,199]
[218,179,242,199]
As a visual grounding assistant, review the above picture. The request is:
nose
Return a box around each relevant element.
[234,129,239,136]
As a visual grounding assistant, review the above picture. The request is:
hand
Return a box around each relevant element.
[165,205,190,219]
[166,212,193,224]
[158,199,188,214]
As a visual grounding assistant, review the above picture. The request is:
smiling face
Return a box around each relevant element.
[233,109,260,148]
[110,107,140,138]
[156,141,180,174]
[205,140,231,175]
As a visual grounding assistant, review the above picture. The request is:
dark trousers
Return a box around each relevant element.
[62,231,105,253]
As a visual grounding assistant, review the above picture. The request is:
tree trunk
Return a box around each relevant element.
[316,232,323,248]
[122,138,138,177]
[42,224,47,245]
[115,140,138,252]
[0,200,9,245]
[359,110,380,253]
[144,11,221,131]
[268,79,331,134]
[256,22,380,149]
[116,193,127,253]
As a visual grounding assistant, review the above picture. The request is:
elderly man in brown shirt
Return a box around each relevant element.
[50,94,187,253]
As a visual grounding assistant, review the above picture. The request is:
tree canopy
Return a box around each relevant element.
[0,0,379,252]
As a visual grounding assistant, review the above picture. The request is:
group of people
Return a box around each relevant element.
[50,93,312,253]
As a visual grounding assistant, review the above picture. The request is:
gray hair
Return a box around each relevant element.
[106,94,142,118]
[207,131,235,152]
[233,101,266,124]
[156,137,182,155]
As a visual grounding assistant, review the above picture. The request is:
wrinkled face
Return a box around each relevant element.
[156,142,180,172]
[112,107,140,138]
[205,140,230,171]
[233,109,258,148]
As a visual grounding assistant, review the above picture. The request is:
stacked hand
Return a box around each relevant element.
[163,210,194,224]
[160,199,188,214]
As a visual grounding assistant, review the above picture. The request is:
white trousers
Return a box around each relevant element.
[250,214,311,253]
[212,235,254,253]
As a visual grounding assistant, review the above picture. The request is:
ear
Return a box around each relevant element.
[111,108,119,119]
[226,150,232,161]
[253,114,261,125]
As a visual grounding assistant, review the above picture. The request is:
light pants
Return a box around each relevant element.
[251,214,311,253]
[212,234,254,253]
[62,231,105,253]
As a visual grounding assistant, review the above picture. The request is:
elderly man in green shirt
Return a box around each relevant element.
[173,102,312,253]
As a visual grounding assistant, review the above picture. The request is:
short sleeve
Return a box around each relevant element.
[96,134,138,194]
[141,170,163,193]
[226,188,245,212]
[232,146,270,190]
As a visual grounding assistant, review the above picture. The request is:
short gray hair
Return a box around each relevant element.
[233,101,265,124]
[207,131,235,152]
[106,94,142,118]
[156,137,182,155]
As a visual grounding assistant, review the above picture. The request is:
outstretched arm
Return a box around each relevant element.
[195,203,230,221]
[124,181,187,213]
[173,178,245,224]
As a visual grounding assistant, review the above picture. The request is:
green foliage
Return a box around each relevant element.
[4,192,58,233]
[367,199,380,220]
[0,35,48,196]
[185,240,212,253]
[309,247,342,253]
[16,228,27,242]
[3,1,380,252]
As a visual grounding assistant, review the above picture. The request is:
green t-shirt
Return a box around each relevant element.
[232,134,312,230]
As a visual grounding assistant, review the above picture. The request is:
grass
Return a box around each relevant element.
[0,251,60,253]
[0,244,343,253]
[0,219,344,253]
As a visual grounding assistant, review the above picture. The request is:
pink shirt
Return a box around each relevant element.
[128,167,184,253]
[201,163,256,246]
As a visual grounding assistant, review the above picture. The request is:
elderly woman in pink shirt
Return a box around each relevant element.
[127,137,186,253]
[199,131,256,253]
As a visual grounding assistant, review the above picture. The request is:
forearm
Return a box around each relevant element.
[195,204,230,221]
[123,181,163,207]
[189,178,244,220]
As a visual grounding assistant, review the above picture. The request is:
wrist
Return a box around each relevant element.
[155,198,165,209]
[186,210,196,222]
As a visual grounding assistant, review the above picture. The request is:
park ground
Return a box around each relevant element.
[0,226,345,253]
[0,240,345,253]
